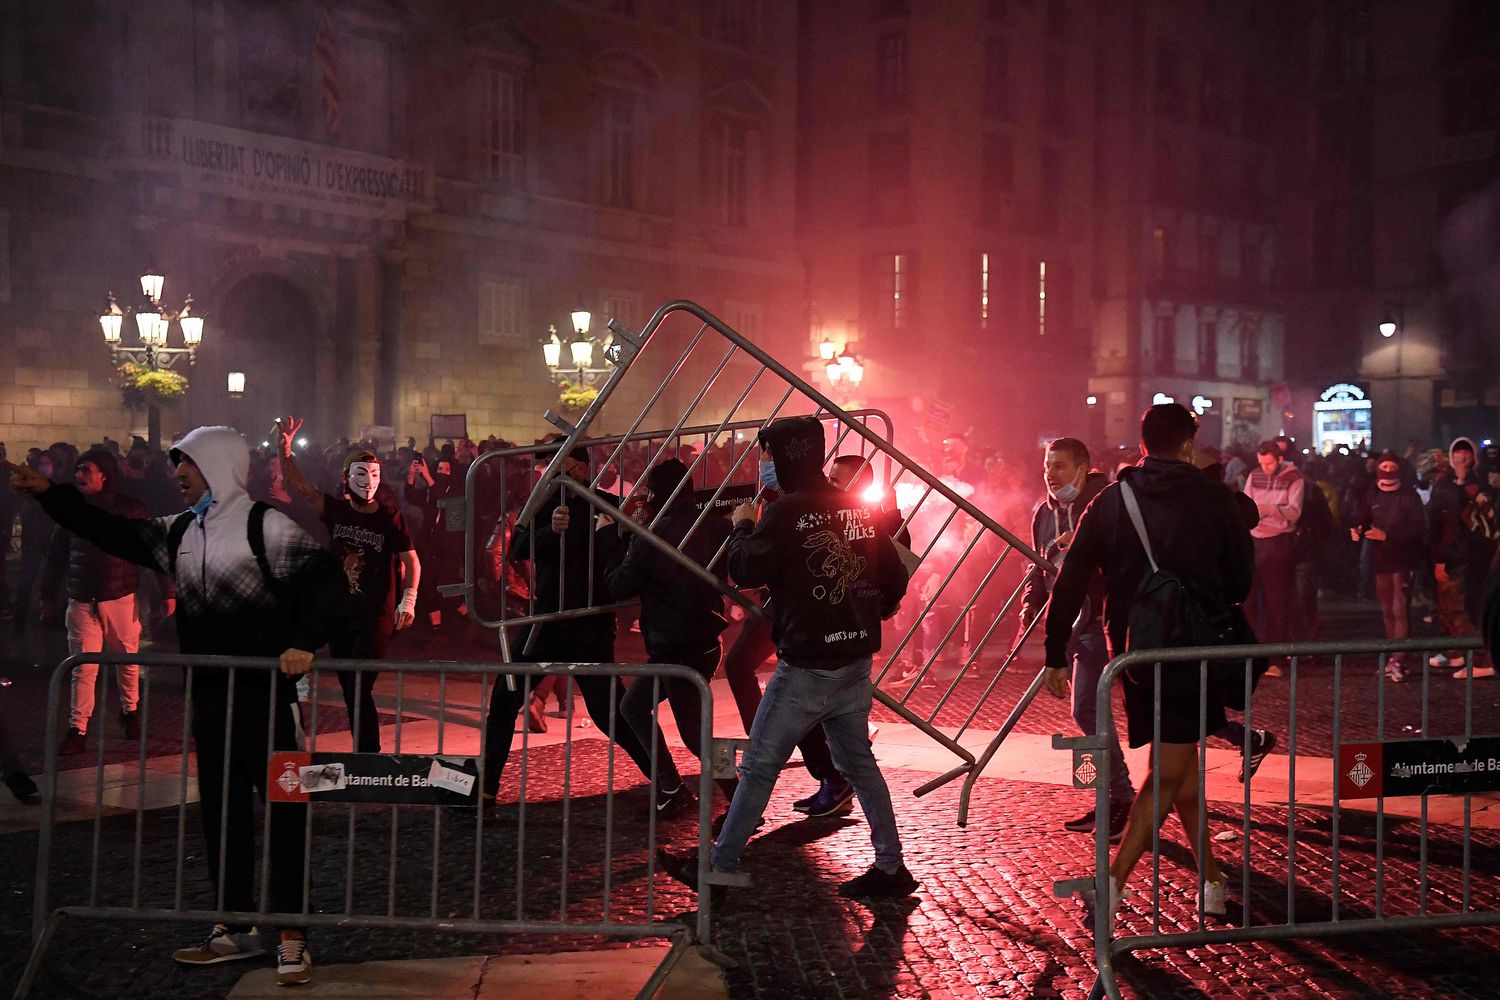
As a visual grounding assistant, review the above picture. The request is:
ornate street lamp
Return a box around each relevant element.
[99,272,207,450]
[540,306,615,387]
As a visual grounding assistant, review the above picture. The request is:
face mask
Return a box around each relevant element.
[190,489,213,521]
[1377,475,1400,492]
[1049,481,1080,503]
[759,458,780,492]
[347,461,380,502]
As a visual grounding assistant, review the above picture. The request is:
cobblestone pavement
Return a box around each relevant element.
[5,736,1500,999]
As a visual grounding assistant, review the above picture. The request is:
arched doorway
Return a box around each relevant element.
[196,273,321,440]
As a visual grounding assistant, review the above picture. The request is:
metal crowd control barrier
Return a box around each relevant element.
[18,652,725,1000]
[445,409,896,635]
[1052,636,1493,1000]
[502,300,1055,820]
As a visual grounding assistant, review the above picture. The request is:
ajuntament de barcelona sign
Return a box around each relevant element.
[124,114,429,220]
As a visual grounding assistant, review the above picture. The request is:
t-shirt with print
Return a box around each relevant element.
[320,496,414,626]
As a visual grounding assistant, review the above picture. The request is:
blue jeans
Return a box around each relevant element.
[712,656,902,873]
[1070,630,1133,806]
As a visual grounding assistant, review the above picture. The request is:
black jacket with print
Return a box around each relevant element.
[727,416,909,669]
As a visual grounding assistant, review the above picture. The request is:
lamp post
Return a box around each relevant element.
[822,351,865,401]
[99,273,206,451]
[540,307,615,388]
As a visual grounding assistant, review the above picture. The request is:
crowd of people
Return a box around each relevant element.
[2,407,1499,985]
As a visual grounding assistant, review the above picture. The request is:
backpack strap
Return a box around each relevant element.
[1118,480,1160,574]
[166,512,194,578]
[248,502,285,597]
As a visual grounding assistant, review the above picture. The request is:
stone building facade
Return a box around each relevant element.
[0,0,800,453]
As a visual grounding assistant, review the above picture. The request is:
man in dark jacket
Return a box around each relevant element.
[41,448,174,754]
[1018,437,1131,838]
[6,426,346,985]
[600,458,737,815]
[1349,453,1427,681]
[1043,404,1255,925]
[1428,437,1497,678]
[480,443,655,802]
[663,416,916,898]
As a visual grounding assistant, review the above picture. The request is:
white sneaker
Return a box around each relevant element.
[1200,879,1227,916]
[172,924,265,965]
[1454,664,1496,680]
[1079,877,1127,934]
[276,935,313,986]
[1430,653,1458,668]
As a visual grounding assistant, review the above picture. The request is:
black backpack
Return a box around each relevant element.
[1119,481,1265,709]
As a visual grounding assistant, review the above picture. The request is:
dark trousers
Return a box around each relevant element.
[481,629,655,797]
[191,671,307,928]
[331,616,391,753]
[618,641,736,797]
[721,617,839,783]
[1375,571,1413,663]
[1251,534,1296,647]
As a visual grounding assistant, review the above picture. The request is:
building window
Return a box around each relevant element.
[983,37,1009,118]
[1151,225,1169,279]
[717,120,753,226]
[1039,147,1062,234]
[890,253,912,329]
[876,32,908,111]
[706,0,763,50]
[600,291,643,333]
[1153,41,1183,117]
[1044,49,1066,129]
[725,300,763,338]
[1154,315,1176,371]
[1037,260,1048,336]
[1240,325,1259,380]
[1198,320,1218,376]
[604,91,637,208]
[869,130,912,223]
[478,280,528,345]
[980,252,992,328]
[481,67,527,186]
[982,133,1014,221]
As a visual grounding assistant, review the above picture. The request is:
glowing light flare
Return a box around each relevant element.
[826,362,842,384]
[861,482,885,504]
[571,308,591,337]
[226,371,246,396]
[570,338,593,368]
[818,339,837,361]
[1379,320,1397,338]
[139,272,164,303]
[1153,392,1175,405]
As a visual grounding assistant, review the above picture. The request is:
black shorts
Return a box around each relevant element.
[1121,660,1228,749]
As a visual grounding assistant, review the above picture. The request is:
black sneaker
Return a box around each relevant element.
[5,771,39,802]
[1107,802,1131,844]
[654,782,694,819]
[120,710,141,740]
[1238,729,1276,783]
[1063,808,1096,834]
[800,778,855,818]
[58,728,87,756]
[657,848,728,906]
[839,864,919,898]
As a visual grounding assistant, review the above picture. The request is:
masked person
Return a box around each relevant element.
[1018,438,1133,839]
[276,418,419,752]
[661,417,916,899]
[6,427,346,986]
[408,457,464,628]
[1349,453,1426,682]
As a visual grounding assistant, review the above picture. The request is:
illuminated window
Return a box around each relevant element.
[980,252,991,327]
[604,91,637,208]
[1037,260,1047,336]
[481,67,527,186]
[478,280,528,345]
[1151,225,1168,278]
[893,253,910,329]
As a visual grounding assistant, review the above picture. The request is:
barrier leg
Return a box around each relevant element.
[13,909,64,1000]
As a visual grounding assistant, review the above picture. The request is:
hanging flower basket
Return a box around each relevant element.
[558,380,598,414]
[117,362,188,410]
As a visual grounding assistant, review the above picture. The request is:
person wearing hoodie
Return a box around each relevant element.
[1244,441,1304,676]
[1428,437,1498,678]
[661,416,916,899]
[5,426,346,987]
[39,448,174,755]
[1018,437,1132,839]
[1349,453,1428,682]
[1043,403,1255,927]
[597,458,739,817]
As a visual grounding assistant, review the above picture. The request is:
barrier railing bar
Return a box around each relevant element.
[132,672,150,910]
